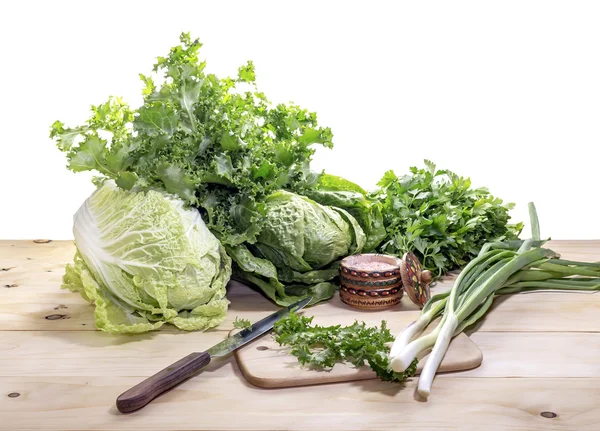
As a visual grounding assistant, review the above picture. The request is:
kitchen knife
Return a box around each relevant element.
[116,297,312,413]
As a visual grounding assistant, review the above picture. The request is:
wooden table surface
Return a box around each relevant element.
[1,240,600,431]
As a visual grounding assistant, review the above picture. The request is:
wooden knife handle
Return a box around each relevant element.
[116,351,211,413]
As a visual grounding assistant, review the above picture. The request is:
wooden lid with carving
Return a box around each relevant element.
[400,252,432,308]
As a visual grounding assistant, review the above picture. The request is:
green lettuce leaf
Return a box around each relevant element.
[63,181,231,334]
[226,191,364,306]
[303,174,386,252]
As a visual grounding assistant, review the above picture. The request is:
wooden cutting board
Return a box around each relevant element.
[233,311,482,389]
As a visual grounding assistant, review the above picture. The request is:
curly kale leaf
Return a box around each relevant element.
[50,32,333,246]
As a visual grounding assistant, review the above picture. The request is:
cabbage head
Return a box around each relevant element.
[227,190,365,306]
[63,181,231,334]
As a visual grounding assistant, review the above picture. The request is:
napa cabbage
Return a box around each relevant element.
[63,181,231,334]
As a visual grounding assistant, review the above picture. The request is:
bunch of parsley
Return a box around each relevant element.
[50,32,332,246]
[376,160,523,277]
[273,312,418,382]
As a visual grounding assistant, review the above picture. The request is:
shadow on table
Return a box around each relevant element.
[107,354,241,416]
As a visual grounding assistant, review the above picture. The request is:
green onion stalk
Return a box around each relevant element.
[388,202,600,399]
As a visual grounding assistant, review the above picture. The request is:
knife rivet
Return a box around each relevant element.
[8,393,20,398]
[256,346,269,351]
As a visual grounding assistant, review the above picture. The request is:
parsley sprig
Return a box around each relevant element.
[376,160,523,277]
[233,316,252,330]
[273,312,417,382]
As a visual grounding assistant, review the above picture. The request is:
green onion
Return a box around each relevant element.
[389,202,600,399]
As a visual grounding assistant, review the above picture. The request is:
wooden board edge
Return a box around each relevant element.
[231,330,484,389]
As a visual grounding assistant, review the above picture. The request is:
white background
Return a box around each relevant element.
[1,0,598,240]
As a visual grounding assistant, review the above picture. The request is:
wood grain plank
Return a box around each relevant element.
[0,375,598,430]
[0,284,280,332]
[464,332,600,378]
[0,330,231,377]
[2,240,600,333]
[1,330,598,379]
[2,287,600,332]
[475,291,600,332]
[3,239,600,293]
[2,240,600,431]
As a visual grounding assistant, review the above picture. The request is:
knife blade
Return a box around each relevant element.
[116,297,311,413]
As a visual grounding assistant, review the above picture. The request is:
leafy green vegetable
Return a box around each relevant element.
[62,180,231,334]
[228,190,365,306]
[303,174,386,252]
[273,311,418,382]
[376,160,523,277]
[233,317,252,330]
[50,32,332,248]
[53,32,522,312]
